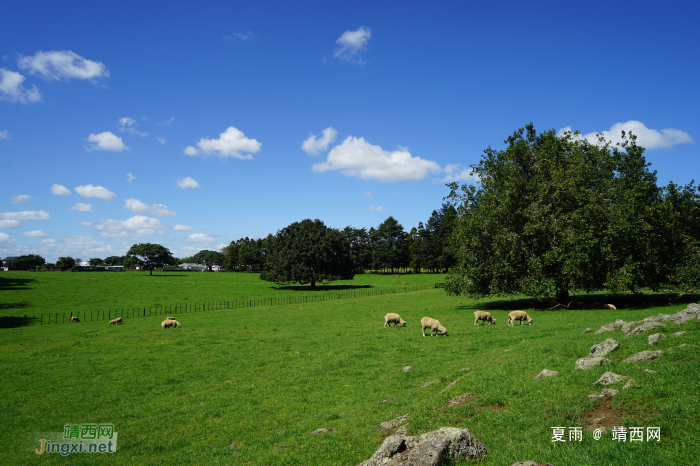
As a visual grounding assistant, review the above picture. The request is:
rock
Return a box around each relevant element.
[533,369,559,380]
[590,338,620,357]
[623,350,664,363]
[441,376,466,393]
[587,388,619,400]
[378,415,412,432]
[620,379,635,391]
[628,321,667,336]
[460,367,469,372]
[594,323,616,335]
[648,333,666,346]
[575,356,611,370]
[357,427,488,466]
[229,443,237,451]
[444,394,474,408]
[621,320,644,334]
[312,428,336,436]
[678,343,698,348]
[672,331,687,337]
[402,366,413,373]
[643,314,673,322]
[420,381,436,389]
[644,369,658,374]
[392,424,409,436]
[585,328,592,333]
[614,319,626,328]
[510,462,554,466]
[593,371,630,386]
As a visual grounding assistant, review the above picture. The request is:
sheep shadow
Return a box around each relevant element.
[456,292,700,312]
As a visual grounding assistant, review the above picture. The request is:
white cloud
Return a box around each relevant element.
[185,126,261,159]
[17,50,109,82]
[0,210,51,221]
[0,130,10,139]
[75,185,116,201]
[69,203,92,212]
[51,184,71,195]
[124,198,176,217]
[557,121,694,150]
[79,221,93,226]
[156,137,166,144]
[118,117,148,137]
[0,220,20,228]
[301,127,338,155]
[186,233,216,245]
[94,215,167,240]
[176,177,200,189]
[223,32,253,41]
[158,117,175,126]
[0,68,42,104]
[0,232,10,242]
[369,205,385,211]
[172,224,194,231]
[312,136,442,182]
[126,173,136,183]
[434,164,480,184]
[334,27,371,65]
[362,191,373,200]
[85,132,129,152]
[23,230,49,237]
[11,194,32,204]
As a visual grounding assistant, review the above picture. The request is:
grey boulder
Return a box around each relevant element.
[648,333,666,346]
[593,371,630,386]
[575,356,611,370]
[623,350,664,363]
[627,321,667,336]
[590,338,620,357]
[357,427,488,466]
[533,369,559,380]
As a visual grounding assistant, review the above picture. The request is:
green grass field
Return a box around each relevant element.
[0,271,445,319]
[1,274,699,465]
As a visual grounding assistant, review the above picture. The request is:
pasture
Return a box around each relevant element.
[0,274,699,465]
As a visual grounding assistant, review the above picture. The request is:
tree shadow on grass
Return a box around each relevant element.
[275,284,372,292]
[0,276,35,291]
[0,303,35,328]
[457,292,700,312]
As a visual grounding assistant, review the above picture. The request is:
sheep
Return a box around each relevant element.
[605,304,617,310]
[421,317,448,337]
[384,313,407,328]
[166,316,176,320]
[473,311,496,326]
[161,319,181,328]
[108,317,123,325]
[70,316,80,323]
[507,310,532,326]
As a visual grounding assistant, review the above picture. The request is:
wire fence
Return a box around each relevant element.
[3,284,440,327]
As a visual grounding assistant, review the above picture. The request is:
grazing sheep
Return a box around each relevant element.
[473,311,496,325]
[161,319,181,328]
[70,316,80,323]
[108,317,123,325]
[384,313,407,328]
[605,304,617,310]
[507,310,532,326]
[421,317,448,337]
[166,316,176,320]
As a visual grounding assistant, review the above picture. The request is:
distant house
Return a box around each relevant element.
[104,265,124,272]
[179,263,207,271]
[2,256,20,269]
[211,265,224,272]
[78,261,90,267]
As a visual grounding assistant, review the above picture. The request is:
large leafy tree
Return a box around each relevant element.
[193,249,225,271]
[445,123,700,303]
[261,219,354,289]
[126,243,176,276]
[371,216,409,273]
[343,226,371,273]
[56,256,76,271]
[10,254,46,271]
[104,256,124,266]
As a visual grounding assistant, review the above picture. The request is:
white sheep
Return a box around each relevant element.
[108,317,123,325]
[421,317,448,337]
[384,313,407,328]
[70,316,80,323]
[605,304,617,310]
[473,311,496,325]
[161,319,181,328]
[507,310,532,326]
[166,316,176,320]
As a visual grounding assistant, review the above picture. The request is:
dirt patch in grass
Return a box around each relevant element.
[443,393,475,408]
[583,395,625,431]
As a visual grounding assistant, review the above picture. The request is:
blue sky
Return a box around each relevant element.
[1,1,698,262]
